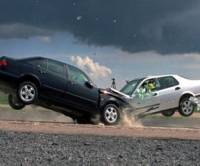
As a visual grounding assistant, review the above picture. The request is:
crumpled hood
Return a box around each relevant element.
[100,88,131,99]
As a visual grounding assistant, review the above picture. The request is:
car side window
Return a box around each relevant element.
[139,78,160,92]
[68,65,89,85]
[157,76,179,90]
[47,60,66,79]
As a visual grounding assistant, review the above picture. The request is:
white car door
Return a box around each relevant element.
[131,78,160,114]
[156,76,182,111]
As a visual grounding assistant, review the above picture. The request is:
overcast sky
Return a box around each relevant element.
[0,0,200,88]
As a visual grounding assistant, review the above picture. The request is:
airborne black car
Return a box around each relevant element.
[0,56,129,125]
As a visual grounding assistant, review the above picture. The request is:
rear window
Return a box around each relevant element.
[157,76,179,90]
[68,65,90,85]
[47,60,66,79]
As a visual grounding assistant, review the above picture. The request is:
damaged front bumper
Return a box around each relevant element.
[189,95,200,111]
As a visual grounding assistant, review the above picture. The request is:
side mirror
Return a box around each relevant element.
[131,93,136,98]
[132,89,139,98]
[85,81,94,89]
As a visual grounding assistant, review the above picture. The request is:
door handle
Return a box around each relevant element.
[69,80,75,85]
[175,87,181,91]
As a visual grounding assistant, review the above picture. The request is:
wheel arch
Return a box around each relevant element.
[179,92,194,104]
[18,74,41,88]
[100,99,120,112]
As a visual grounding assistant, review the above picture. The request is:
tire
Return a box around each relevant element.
[8,94,25,110]
[179,96,194,117]
[161,110,176,117]
[18,82,38,104]
[102,104,121,125]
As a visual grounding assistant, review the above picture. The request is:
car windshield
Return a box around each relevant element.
[120,78,144,96]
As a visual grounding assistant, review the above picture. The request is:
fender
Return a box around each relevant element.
[181,91,195,97]
[18,73,41,87]
[99,91,130,111]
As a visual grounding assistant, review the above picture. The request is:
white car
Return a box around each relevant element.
[118,75,200,117]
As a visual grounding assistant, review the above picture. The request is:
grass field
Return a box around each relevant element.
[0,92,8,104]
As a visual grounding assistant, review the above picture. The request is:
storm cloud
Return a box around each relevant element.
[0,0,200,53]
[0,23,53,39]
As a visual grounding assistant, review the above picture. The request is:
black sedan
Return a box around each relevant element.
[0,56,129,125]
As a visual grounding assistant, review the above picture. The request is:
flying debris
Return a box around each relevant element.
[76,16,82,21]
[113,19,117,23]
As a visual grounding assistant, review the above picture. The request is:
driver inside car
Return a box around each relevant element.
[137,79,157,100]
[147,79,156,92]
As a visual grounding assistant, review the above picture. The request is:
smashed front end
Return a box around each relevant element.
[99,87,160,118]
[99,88,133,112]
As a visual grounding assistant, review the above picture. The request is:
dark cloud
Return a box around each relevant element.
[0,0,200,53]
[0,23,53,39]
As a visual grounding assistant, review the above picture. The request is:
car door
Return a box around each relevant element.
[131,78,160,114]
[66,65,99,111]
[156,76,181,110]
[38,59,67,103]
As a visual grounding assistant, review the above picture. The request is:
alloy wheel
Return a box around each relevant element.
[104,106,118,124]
[181,100,194,115]
[20,84,36,102]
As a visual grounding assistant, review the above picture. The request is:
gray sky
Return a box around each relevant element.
[0,0,200,88]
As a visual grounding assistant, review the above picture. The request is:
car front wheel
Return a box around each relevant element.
[18,82,38,104]
[179,97,194,117]
[102,104,121,125]
[8,94,25,110]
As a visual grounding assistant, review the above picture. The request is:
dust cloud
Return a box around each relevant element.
[120,111,144,128]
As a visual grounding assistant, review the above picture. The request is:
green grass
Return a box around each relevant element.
[0,92,8,104]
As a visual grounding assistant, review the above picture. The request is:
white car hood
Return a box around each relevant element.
[109,88,131,99]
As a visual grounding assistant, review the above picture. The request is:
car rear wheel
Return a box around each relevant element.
[161,110,176,117]
[18,82,38,104]
[8,94,25,110]
[179,96,194,117]
[102,104,121,125]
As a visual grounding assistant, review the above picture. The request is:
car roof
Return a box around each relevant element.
[18,56,45,61]
[146,74,178,79]
[19,56,66,64]
[129,74,179,82]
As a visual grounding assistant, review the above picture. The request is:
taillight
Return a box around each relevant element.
[0,59,8,69]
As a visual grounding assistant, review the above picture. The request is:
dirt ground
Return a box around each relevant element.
[0,120,199,140]
[0,104,200,140]
[0,105,200,129]
[0,105,200,165]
